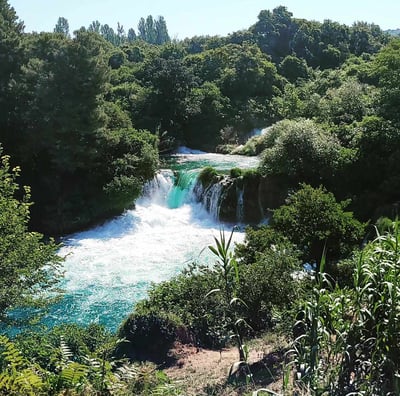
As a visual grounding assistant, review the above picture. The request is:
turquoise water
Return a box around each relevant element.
[45,149,259,331]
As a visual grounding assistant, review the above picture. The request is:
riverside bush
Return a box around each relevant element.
[134,266,227,348]
[118,312,180,362]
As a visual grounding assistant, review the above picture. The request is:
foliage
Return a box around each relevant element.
[207,230,248,363]
[2,326,183,395]
[54,16,69,37]
[235,226,288,266]
[15,323,117,369]
[134,263,224,348]
[271,184,365,266]
[0,335,48,395]
[230,167,243,178]
[238,243,301,331]
[118,312,179,362]
[279,55,309,83]
[0,151,62,322]
[372,38,400,123]
[259,119,346,187]
[294,221,400,394]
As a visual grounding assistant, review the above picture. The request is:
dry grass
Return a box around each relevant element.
[164,336,292,396]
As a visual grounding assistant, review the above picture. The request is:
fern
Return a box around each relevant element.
[0,335,47,395]
[59,336,73,363]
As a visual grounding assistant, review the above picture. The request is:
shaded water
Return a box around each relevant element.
[47,149,258,331]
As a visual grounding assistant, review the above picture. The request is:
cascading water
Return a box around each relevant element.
[46,149,259,331]
[236,187,244,223]
[201,182,224,220]
[167,170,198,208]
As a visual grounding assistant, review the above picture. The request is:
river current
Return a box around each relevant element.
[47,148,259,331]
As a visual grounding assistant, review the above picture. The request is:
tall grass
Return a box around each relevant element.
[293,221,400,394]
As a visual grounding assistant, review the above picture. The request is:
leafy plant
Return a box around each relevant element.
[207,229,254,385]
[0,335,47,395]
[293,221,400,394]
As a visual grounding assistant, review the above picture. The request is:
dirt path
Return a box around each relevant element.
[165,341,285,395]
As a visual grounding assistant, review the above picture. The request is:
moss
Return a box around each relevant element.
[230,167,243,178]
[198,166,219,187]
[243,168,260,180]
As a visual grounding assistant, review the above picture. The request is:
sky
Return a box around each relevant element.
[8,0,400,39]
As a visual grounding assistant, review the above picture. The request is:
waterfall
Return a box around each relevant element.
[167,170,198,208]
[47,151,258,331]
[140,170,173,206]
[203,182,224,220]
[236,187,244,223]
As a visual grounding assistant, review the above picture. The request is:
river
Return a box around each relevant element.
[46,148,259,331]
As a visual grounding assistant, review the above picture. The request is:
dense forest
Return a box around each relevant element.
[2,0,400,394]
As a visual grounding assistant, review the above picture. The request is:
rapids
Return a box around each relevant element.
[48,149,259,331]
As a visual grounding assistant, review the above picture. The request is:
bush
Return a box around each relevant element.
[271,184,365,266]
[259,119,343,187]
[238,243,301,330]
[235,225,289,266]
[134,267,227,348]
[117,312,179,362]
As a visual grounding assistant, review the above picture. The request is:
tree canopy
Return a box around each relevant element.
[0,150,62,321]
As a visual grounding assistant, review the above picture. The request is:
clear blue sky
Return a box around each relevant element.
[8,0,400,39]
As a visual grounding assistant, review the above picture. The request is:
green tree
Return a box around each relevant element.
[271,184,365,265]
[349,116,400,218]
[259,119,344,186]
[372,38,400,123]
[251,6,294,62]
[127,27,136,43]
[145,16,156,44]
[134,44,197,138]
[0,0,24,145]
[0,150,62,321]
[116,22,125,45]
[319,78,375,125]
[155,16,170,45]
[137,17,146,41]
[349,21,387,56]
[279,55,309,82]
[6,30,158,235]
[54,16,69,37]
[100,23,117,45]
[88,20,101,34]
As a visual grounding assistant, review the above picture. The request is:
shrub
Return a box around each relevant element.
[117,312,179,362]
[259,119,343,187]
[134,267,227,348]
[271,184,365,266]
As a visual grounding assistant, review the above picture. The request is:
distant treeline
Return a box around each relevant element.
[54,14,171,45]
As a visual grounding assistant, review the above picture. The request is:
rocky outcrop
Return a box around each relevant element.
[194,172,289,224]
